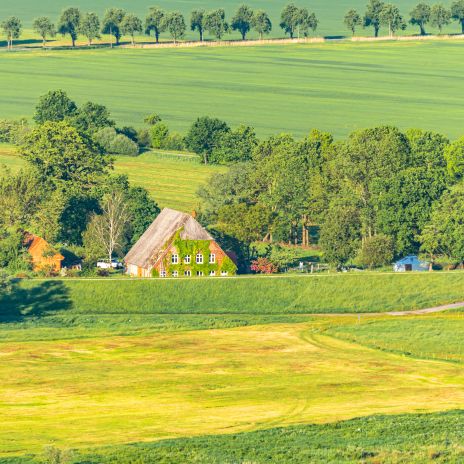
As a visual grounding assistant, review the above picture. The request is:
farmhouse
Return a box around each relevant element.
[125,208,237,278]
[24,233,64,272]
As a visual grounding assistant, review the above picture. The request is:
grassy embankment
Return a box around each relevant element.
[0,144,223,211]
[1,41,464,138]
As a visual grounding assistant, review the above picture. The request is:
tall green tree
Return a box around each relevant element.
[344,9,362,35]
[185,116,230,164]
[299,8,318,37]
[71,101,115,134]
[1,17,22,50]
[79,12,100,45]
[444,137,464,179]
[121,14,143,46]
[410,3,431,35]
[33,90,77,124]
[380,4,406,36]
[319,204,361,269]
[191,9,206,41]
[251,10,272,39]
[451,0,464,33]
[32,17,55,47]
[204,9,229,39]
[145,7,166,43]
[163,11,186,43]
[231,4,254,40]
[101,8,126,46]
[57,7,81,47]
[211,125,258,164]
[430,4,451,33]
[280,3,300,38]
[364,0,385,37]
[21,121,112,190]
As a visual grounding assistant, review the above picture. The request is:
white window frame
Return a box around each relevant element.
[209,253,216,264]
[172,254,179,264]
[196,253,204,264]
[172,271,178,278]
[160,270,167,278]
[184,255,191,264]
[209,270,216,277]
[197,271,204,277]
[184,270,191,277]
[221,271,228,277]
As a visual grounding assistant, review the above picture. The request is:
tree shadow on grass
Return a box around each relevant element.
[0,280,72,323]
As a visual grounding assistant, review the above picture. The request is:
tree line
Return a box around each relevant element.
[0,4,318,49]
[197,124,464,270]
[345,0,464,37]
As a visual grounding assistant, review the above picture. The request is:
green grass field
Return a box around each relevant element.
[3,0,454,40]
[2,41,464,138]
[0,144,222,211]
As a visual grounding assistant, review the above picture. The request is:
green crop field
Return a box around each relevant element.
[2,0,453,40]
[2,41,464,139]
[1,274,464,460]
[0,144,222,211]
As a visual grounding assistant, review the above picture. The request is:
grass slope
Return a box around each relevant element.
[0,0,440,39]
[3,273,464,318]
[0,145,221,211]
[7,410,463,464]
[2,42,464,138]
[2,320,464,456]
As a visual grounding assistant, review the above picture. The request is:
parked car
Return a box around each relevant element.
[97,259,123,270]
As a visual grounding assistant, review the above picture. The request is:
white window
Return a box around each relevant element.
[209,271,216,277]
[196,253,203,264]
[184,270,191,277]
[209,254,216,264]
[184,255,191,264]
[171,254,179,264]
[221,271,228,277]
[197,271,204,277]
[160,270,167,278]
[172,271,178,278]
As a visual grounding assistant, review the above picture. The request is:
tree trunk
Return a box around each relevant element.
[132,35,135,46]
[242,31,246,40]
[200,30,203,42]
[374,25,379,37]
[156,31,159,43]
[72,36,76,47]
[260,32,263,40]
[461,20,464,34]
[420,24,426,35]
[43,37,46,47]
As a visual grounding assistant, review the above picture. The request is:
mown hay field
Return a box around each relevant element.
[2,41,464,138]
[0,145,222,212]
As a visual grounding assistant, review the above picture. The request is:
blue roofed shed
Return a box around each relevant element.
[393,255,429,272]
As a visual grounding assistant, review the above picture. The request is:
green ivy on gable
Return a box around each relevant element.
[155,229,237,277]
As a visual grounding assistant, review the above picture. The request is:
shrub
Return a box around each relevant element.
[109,134,139,156]
[137,128,152,148]
[0,118,30,144]
[163,132,185,151]
[250,257,279,274]
[357,234,394,269]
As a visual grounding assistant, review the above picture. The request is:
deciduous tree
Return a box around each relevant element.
[145,7,165,43]
[79,12,100,45]
[101,8,126,46]
[204,9,229,39]
[121,14,142,46]
[451,0,464,33]
[380,4,406,36]
[430,4,451,33]
[1,17,22,50]
[344,9,362,35]
[364,0,385,37]
[191,9,206,41]
[410,3,431,35]
[33,90,77,124]
[231,4,254,40]
[163,11,186,43]
[57,7,81,47]
[251,10,272,39]
[32,17,55,47]
[280,3,300,38]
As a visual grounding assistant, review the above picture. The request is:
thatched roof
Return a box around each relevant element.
[125,208,213,269]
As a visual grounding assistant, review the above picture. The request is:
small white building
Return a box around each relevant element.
[393,255,429,272]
